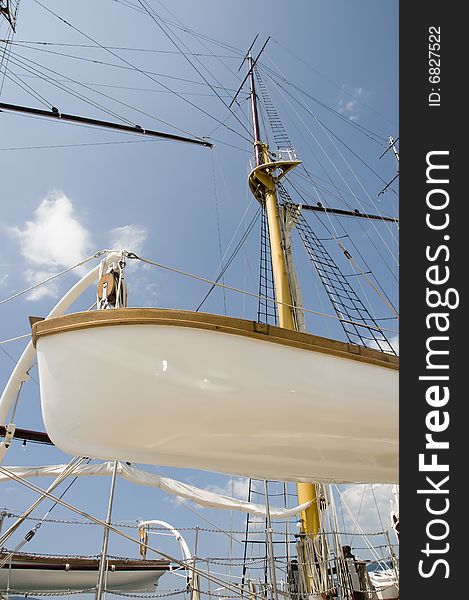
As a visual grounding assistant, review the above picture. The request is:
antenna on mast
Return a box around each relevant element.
[378,135,399,196]
[229,37,270,108]
[237,34,259,73]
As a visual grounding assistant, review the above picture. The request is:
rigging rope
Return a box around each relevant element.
[263,69,399,262]
[135,0,253,140]
[288,207,396,352]
[270,38,397,131]
[0,251,104,305]
[266,78,399,284]
[32,0,249,145]
[0,333,31,345]
[195,208,261,312]
[128,253,398,335]
[249,67,398,336]
[1,39,240,59]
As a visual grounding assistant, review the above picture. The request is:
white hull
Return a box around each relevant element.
[34,309,399,484]
[0,555,167,592]
[369,570,399,600]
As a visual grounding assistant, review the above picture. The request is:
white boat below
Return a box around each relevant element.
[369,568,399,600]
[0,552,169,593]
[33,308,399,484]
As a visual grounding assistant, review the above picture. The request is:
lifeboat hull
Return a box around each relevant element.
[33,309,399,484]
[0,553,168,592]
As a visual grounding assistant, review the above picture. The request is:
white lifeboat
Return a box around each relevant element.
[0,552,169,593]
[32,308,398,484]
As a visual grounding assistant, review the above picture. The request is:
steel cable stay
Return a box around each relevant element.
[6,48,218,138]
[149,6,246,56]
[259,67,399,255]
[263,77,399,285]
[5,51,143,126]
[284,172,399,306]
[145,0,246,78]
[2,64,52,107]
[269,37,397,132]
[211,152,227,314]
[135,0,253,141]
[0,248,398,334]
[0,251,104,306]
[195,207,261,312]
[31,0,252,145]
[9,72,233,98]
[0,138,163,152]
[205,94,250,140]
[308,115,399,199]
[1,39,240,59]
[110,0,245,55]
[247,66,398,326]
[292,210,397,353]
[150,0,248,92]
[280,178,399,318]
[3,41,240,92]
[260,60,387,146]
[0,24,14,94]
[275,183,397,350]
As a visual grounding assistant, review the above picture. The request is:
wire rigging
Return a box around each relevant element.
[1,39,240,58]
[31,0,250,145]
[8,47,219,139]
[5,41,238,91]
[249,64,398,319]
[261,61,399,250]
[271,37,397,130]
[195,207,261,312]
[264,72,399,283]
[135,0,253,141]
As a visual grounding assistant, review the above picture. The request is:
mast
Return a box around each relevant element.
[247,54,320,536]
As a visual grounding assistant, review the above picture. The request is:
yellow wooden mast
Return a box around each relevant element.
[246,55,320,536]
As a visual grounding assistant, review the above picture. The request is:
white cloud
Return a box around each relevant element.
[109,225,147,255]
[23,269,60,301]
[338,483,395,534]
[389,335,399,354]
[367,335,399,355]
[7,193,92,301]
[206,477,250,500]
[0,273,8,286]
[337,86,370,122]
[9,192,91,267]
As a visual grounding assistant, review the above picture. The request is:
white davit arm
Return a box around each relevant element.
[138,519,198,599]
[0,251,123,425]
[138,520,193,563]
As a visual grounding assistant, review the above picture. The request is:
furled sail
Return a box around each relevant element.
[0,462,312,518]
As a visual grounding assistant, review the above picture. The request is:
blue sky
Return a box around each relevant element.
[0,0,398,579]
